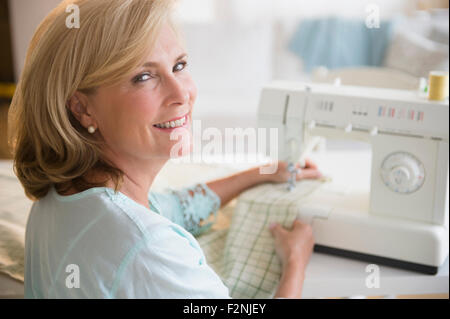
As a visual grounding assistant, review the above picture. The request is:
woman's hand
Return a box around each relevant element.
[269,219,315,271]
[262,159,322,184]
[270,219,315,298]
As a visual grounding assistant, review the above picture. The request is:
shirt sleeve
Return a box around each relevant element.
[111,224,230,299]
[147,183,221,236]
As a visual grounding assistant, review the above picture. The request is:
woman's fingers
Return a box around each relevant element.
[297,169,322,180]
[295,158,318,170]
[269,222,287,237]
[303,158,318,169]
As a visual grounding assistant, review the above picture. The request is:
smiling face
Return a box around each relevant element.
[82,23,197,164]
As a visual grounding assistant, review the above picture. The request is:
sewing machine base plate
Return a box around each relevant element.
[314,244,439,275]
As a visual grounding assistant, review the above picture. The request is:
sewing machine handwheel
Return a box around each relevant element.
[380,152,425,194]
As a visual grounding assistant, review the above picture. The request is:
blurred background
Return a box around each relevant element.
[0,0,449,158]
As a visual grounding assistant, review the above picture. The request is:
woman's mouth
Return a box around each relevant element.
[153,113,190,131]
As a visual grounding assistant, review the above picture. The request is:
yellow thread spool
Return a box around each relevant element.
[0,83,16,99]
[428,71,449,101]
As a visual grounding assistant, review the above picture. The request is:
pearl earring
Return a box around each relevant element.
[88,126,96,134]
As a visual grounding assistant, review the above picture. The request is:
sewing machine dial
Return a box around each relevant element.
[380,152,425,194]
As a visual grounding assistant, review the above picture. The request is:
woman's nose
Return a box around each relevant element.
[164,76,189,106]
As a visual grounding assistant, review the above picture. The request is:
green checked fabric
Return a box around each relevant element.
[197,179,329,299]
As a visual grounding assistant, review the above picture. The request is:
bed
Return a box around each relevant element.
[0,160,29,298]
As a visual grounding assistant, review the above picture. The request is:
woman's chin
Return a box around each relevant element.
[167,142,193,159]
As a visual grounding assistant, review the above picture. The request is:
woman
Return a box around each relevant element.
[9,0,321,298]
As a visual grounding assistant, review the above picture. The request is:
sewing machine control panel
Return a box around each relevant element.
[258,82,449,141]
[376,106,425,122]
[309,95,446,138]
[297,83,449,140]
[317,101,426,122]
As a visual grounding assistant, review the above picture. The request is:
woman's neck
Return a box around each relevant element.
[57,157,168,211]
[112,156,168,210]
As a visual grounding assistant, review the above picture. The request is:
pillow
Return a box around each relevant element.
[383,29,449,78]
[429,9,449,45]
[429,21,449,45]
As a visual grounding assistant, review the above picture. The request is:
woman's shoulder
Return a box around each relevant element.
[30,185,174,244]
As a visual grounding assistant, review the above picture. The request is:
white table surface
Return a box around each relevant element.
[302,252,449,298]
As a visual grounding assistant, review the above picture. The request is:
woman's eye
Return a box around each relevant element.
[173,61,187,72]
[133,62,187,84]
[133,73,153,83]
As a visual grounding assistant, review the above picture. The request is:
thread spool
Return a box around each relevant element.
[428,71,449,101]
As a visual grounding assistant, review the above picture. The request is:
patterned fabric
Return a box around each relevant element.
[197,178,329,299]
[148,183,221,236]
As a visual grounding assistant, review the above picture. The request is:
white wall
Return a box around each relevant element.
[182,0,416,22]
[181,21,273,119]
[269,0,415,19]
[8,0,61,81]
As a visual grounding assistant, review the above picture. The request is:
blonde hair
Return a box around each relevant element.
[8,0,177,200]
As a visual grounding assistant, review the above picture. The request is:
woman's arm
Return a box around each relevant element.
[274,261,305,298]
[205,166,269,208]
[206,160,322,209]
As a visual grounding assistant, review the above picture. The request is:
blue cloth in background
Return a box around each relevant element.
[288,16,396,72]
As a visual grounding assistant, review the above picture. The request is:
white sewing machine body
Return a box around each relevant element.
[258,81,449,274]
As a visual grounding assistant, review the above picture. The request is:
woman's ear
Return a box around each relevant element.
[67,91,96,130]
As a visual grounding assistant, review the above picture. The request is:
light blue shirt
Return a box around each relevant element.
[24,183,230,298]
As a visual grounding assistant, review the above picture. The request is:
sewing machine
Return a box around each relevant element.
[257,81,449,274]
